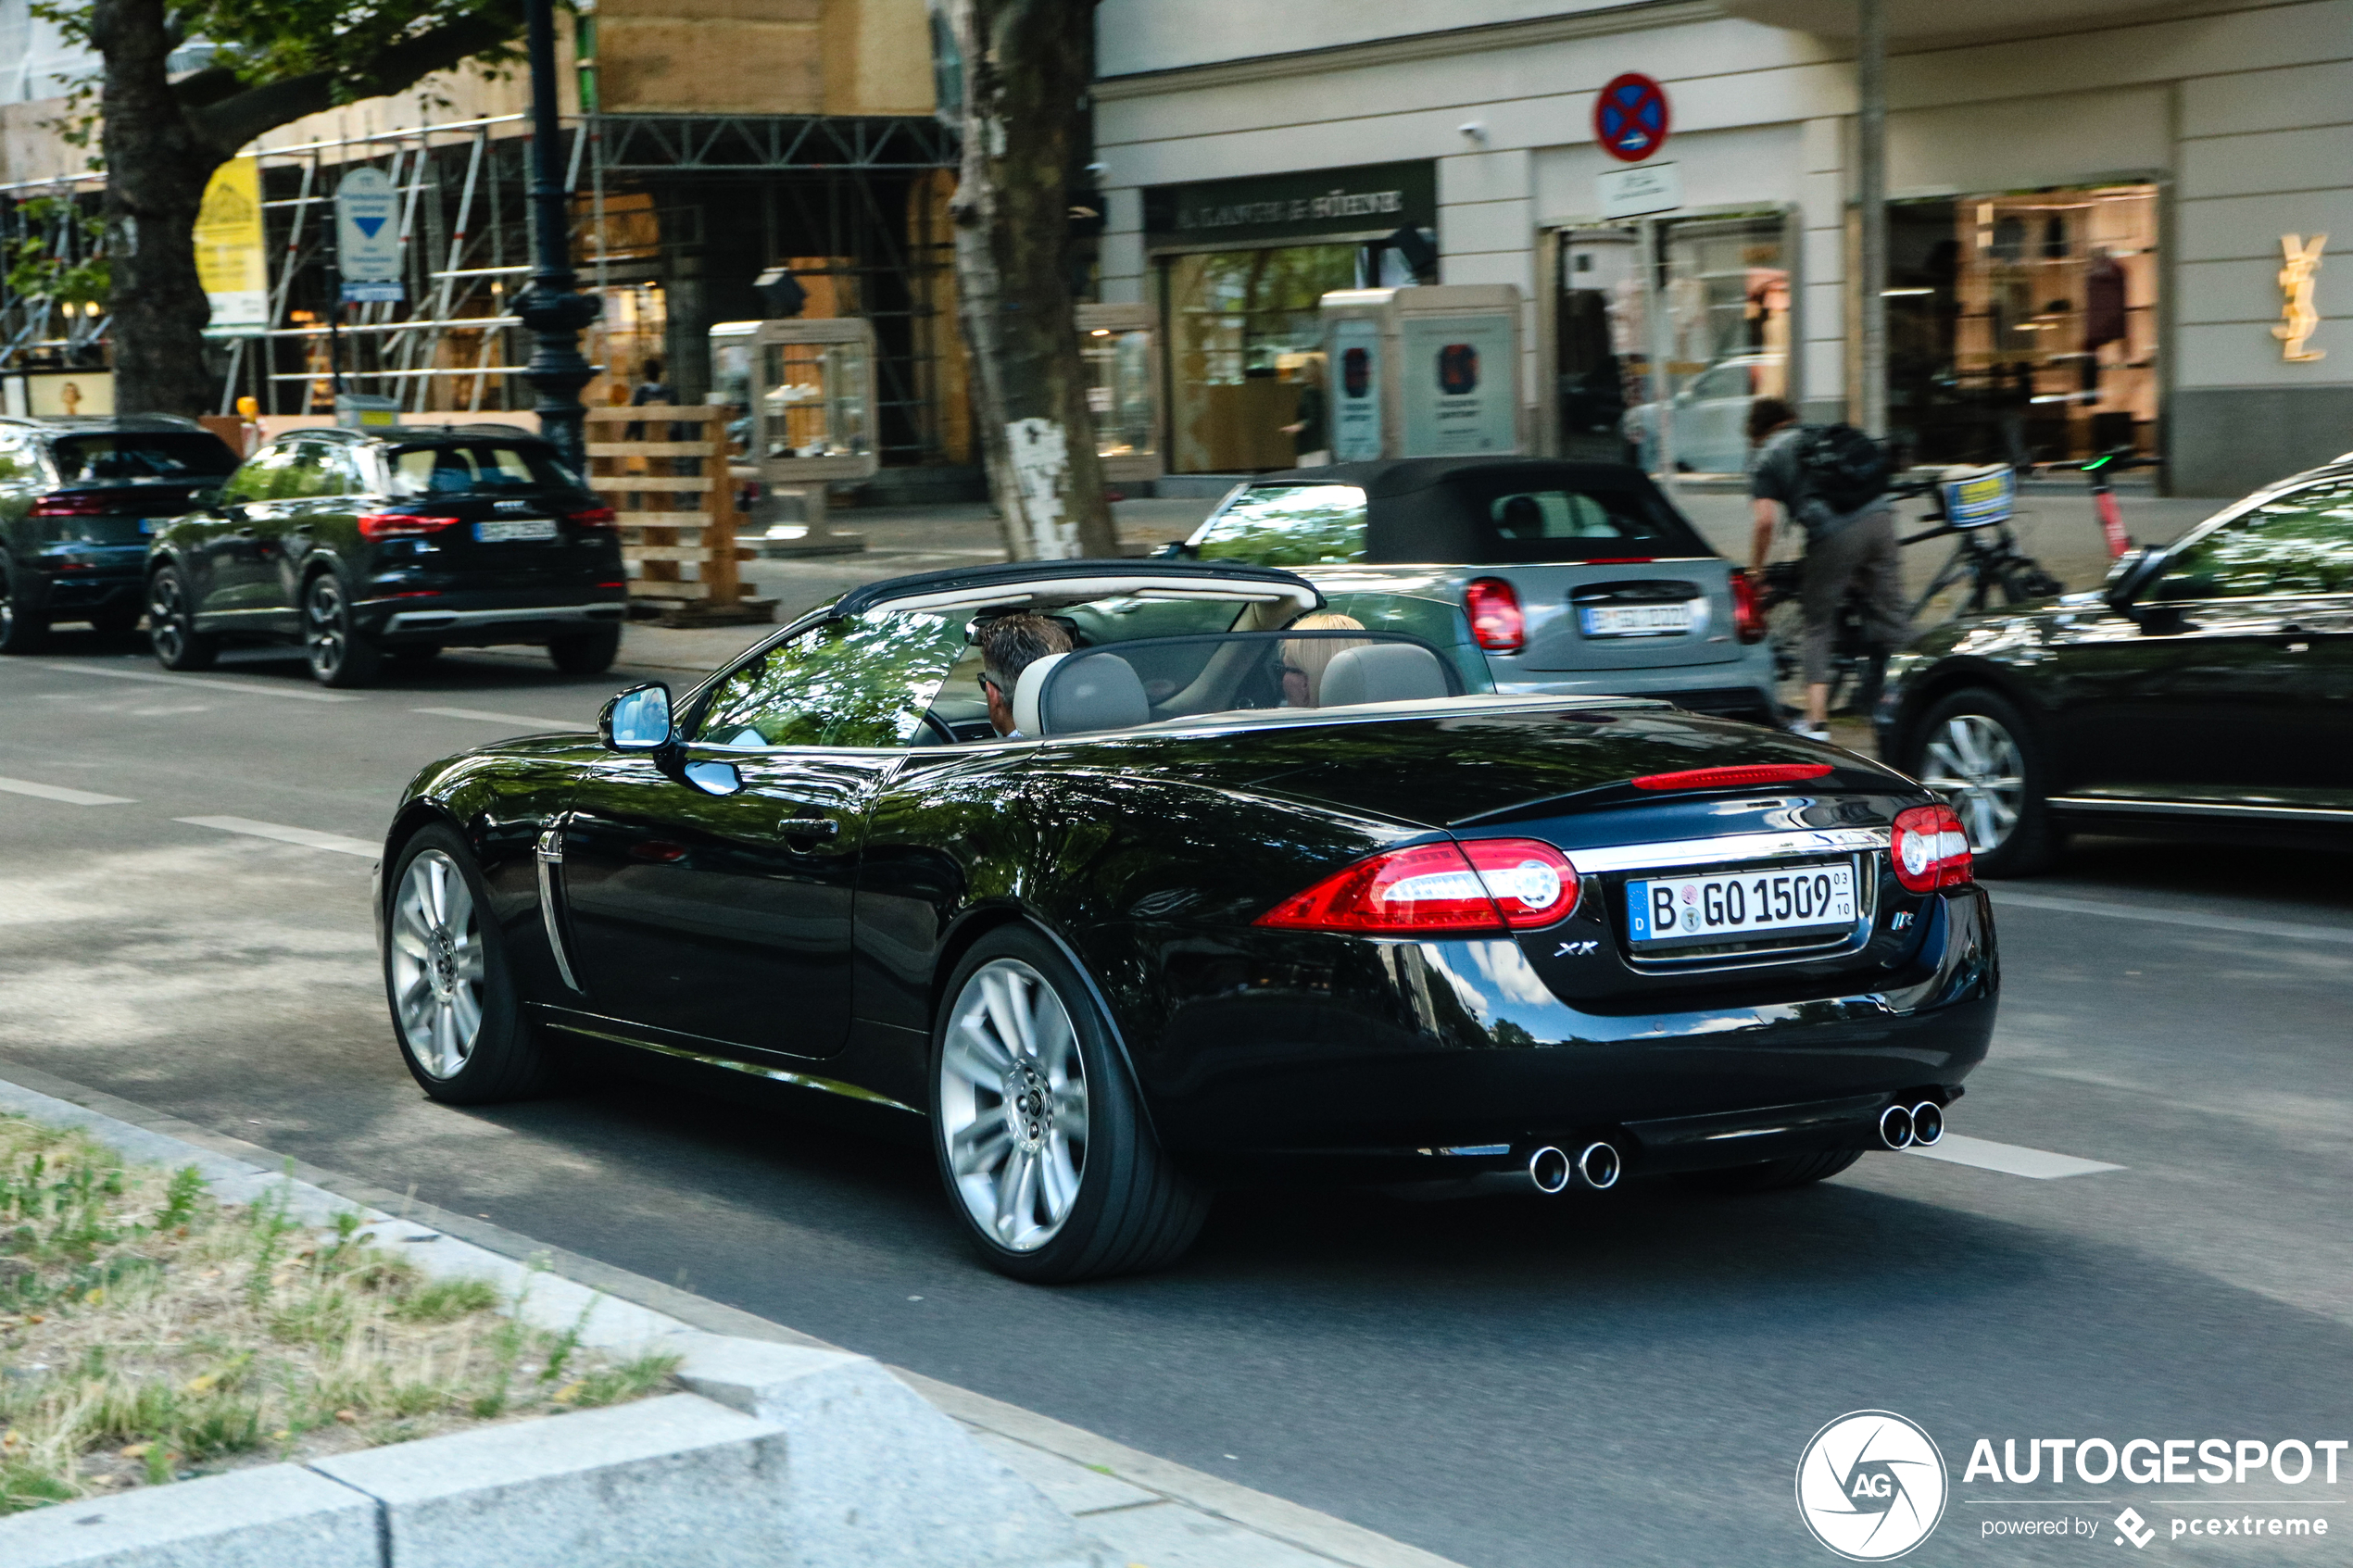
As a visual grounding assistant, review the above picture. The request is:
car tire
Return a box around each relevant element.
[0,572,46,655]
[930,927,1208,1283]
[547,626,621,676]
[304,571,383,688]
[145,564,219,671]
[1905,687,2059,878]
[384,824,558,1103]
[1683,1148,1864,1194]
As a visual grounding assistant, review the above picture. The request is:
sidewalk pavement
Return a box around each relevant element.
[0,1056,1465,1568]
[537,488,2221,684]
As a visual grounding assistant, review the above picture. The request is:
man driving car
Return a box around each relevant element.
[978,613,1073,737]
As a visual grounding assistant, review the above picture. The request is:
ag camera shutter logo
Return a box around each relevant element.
[1796,1411,1949,1560]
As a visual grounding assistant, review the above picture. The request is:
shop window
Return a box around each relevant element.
[1084,328,1155,459]
[1885,184,2158,467]
[1162,245,1359,473]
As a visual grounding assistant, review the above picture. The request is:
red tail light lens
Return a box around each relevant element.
[1632,763,1833,791]
[31,493,109,517]
[1255,838,1578,934]
[358,512,463,540]
[1891,803,1973,892]
[1730,569,1767,644]
[1465,577,1524,653]
[568,505,617,529]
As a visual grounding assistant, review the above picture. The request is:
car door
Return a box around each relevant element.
[195,441,308,625]
[2057,477,2353,797]
[558,608,969,1059]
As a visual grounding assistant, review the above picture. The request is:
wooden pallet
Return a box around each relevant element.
[585,404,774,625]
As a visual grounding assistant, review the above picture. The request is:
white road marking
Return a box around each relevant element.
[411,705,581,730]
[175,816,378,859]
[0,775,135,806]
[1906,1134,2122,1180]
[29,661,363,703]
[1993,890,2353,947]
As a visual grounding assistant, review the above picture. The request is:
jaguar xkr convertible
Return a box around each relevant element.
[375,559,1996,1281]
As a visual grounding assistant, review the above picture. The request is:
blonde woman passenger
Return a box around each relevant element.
[1279,612,1371,707]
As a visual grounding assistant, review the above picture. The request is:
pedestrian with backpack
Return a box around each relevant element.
[1745,398,1907,742]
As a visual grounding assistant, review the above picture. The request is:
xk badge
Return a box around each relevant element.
[1554,940,1598,957]
[1796,1411,1949,1560]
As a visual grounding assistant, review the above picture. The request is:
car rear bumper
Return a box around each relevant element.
[1126,885,1995,1178]
[358,589,629,646]
[13,563,144,620]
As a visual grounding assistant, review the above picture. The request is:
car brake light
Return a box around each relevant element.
[1465,577,1524,653]
[1255,838,1577,934]
[358,512,463,540]
[30,493,108,517]
[1730,569,1767,644]
[1631,763,1834,791]
[1891,803,1973,892]
[568,505,617,529]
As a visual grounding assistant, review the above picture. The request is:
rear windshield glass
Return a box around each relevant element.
[385,444,574,497]
[1191,475,1707,566]
[50,433,238,483]
[1441,472,1705,562]
[1191,485,1368,567]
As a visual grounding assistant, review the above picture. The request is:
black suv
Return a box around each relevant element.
[145,424,628,687]
[0,415,240,653]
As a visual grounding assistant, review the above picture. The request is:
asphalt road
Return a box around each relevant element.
[3,628,2348,1567]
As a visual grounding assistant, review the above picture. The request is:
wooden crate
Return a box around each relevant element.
[584,404,770,623]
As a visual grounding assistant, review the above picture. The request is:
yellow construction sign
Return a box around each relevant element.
[195,157,269,332]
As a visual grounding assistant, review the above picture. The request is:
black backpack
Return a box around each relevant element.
[1788,423,1890,533]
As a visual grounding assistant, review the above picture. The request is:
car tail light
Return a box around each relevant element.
[1631,763,1833,791]
[568,505,617,529]
[1465,577,1523,653]
[358,512,462,540]
[31,493,108,517]
[1255,838,1577,935]
[1891,803,1973,892]
[1730,569,1767,644]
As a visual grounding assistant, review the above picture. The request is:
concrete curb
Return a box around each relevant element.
[0,1075,1106,1568]
[0,1061,1469,1568]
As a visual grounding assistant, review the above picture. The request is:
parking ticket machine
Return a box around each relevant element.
[1317,283,1524,460]
[709,316,876,553]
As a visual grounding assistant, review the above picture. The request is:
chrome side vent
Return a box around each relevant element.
[535,823,583,994]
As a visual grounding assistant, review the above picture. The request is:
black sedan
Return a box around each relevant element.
[376,559,1996,1282]
[145,423,628,686]
[1879,457,2353,876]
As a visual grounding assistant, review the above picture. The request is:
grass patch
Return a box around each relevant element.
[0,1115,677,1515]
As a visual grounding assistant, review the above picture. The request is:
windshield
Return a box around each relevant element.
[50,433,238,483]
[385,444,577,497]
[1192,485,1368,567]
[1026,630,1461,737]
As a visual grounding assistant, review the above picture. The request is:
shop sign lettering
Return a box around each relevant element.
[2275,233,2326,362]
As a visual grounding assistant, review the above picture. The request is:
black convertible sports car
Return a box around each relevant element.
[376,559,1997,1281]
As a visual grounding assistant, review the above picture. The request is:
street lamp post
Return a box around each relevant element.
[517,0,600,470]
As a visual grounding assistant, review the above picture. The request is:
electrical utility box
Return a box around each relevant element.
[1317,283,1524,461]
[1076,303,1162,485]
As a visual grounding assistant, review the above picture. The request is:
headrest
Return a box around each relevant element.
[1037,652,1151,736]
[1316,642,1450,709]
[1011,650,1070,738]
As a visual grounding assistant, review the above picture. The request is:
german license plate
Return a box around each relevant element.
[1580,601,1692,637]
[1626,861,1856,947]
[474,517,558,543]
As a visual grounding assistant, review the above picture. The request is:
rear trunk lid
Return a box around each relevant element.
[1487,557,1744,672]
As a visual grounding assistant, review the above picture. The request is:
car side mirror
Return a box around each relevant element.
[2102,545,2153,607]
[600,683,673,750]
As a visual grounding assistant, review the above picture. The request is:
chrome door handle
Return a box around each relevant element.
[778,815,838,838]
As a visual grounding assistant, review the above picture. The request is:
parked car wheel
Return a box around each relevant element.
[304,571,383,688]
[145,564,219,671]
[0,572,46,655]
[1906,687,2058,878]
[384,825,556,1102]
[1683,1148,1863,1193]
[931,928,1208,1283]
[547,626,621,676]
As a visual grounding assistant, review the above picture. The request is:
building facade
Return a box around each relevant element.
[1092,0,2353,495]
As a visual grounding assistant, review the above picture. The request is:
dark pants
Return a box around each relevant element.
[1802,508,1908,688]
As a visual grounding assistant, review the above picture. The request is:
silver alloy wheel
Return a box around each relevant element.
[939,958,1088,1253]
[147,571,187,661]
[1919,712,2025,852]
[305,574,349,679]
[388,849,486,1079]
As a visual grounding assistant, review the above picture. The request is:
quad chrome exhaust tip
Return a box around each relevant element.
[1908,1100,1944,1148]
[1528,1141,1623,1193]
[1528,1146,1572,1194]
[1878,1104,1916,1149]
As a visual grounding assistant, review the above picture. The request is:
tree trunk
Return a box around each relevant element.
[944,0,1115,562]
[93,0,226,416]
